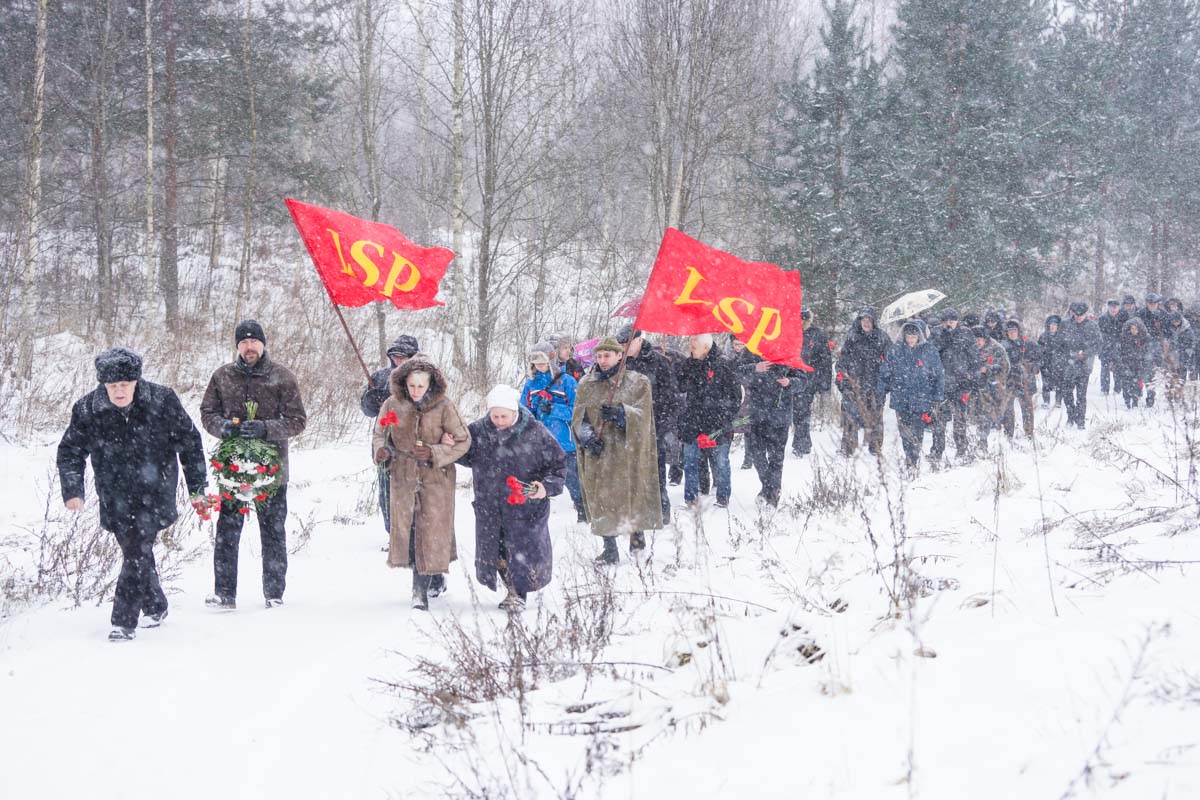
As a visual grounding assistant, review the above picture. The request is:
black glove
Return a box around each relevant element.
[539,402,553,417]
[239,420,267,439]
[218,420,236,438]
[600,404,626,429]
[584,438,605,457]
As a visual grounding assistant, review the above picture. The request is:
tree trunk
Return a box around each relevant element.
[144,0,156,313]
[18,0,49,380]
[92,0,115,338]
[202,156,225,317]
[161,0,181,330]
[449,0,469,375]
[234,0,258,324]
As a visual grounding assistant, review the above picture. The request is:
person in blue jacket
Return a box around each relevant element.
[877,320,945,469]
[521,349,586,521]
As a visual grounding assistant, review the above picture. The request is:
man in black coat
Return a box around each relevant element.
[1141,293,1169,341]
[675,334,741,508]
[200,320,307,609]
[617,325,679,522]
[1001,320,1039,439]
[1061,302,1103,428]
[1097,299,1125,395]
[834,306,890,456]
[930,308,981,461]
[791,309,833,457]
[360,334,419,548]
[736,349,804,506]
[57,348,208,641]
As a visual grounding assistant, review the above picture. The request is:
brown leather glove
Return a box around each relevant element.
[374,447,392,465]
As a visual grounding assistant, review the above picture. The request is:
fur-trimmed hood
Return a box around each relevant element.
[390,358,449,407]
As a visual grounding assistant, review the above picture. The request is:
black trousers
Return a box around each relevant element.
[1099,356,1121,394]
[1061,373,1089,427]
[111,525,168,629]
[930,396,969,458]
[792,392,816,454]
[896,411,929,466]
[214,487,289,601]
[752,420,789,502]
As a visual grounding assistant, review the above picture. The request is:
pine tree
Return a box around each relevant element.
[885,0,1053,305]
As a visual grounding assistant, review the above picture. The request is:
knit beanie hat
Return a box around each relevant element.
[486,384,521,412]
[235,319,266,345]
[95,347,143,384]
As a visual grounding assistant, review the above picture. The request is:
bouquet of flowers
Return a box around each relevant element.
[210,401,282,514]
[505,475,538,505]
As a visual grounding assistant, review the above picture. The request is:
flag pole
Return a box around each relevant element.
[326,291,374,383]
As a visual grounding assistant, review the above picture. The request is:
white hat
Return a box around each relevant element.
[486,384,521,412]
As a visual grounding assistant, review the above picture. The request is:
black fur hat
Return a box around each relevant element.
[95,347,143,384]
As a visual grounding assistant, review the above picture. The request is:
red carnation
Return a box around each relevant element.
[507,492,527,505]
[269,465,280,474]
[505,475,522,492]
[254,493,269,502]
[229,464,240,473]
[827,340,836,351]
[706,370,714,380]
[238,507,251,515]
[379,410,399,427]
[221,492,233,500]
[255,465,268,474]
[211,459,223,470]
[697,433,717,449]
[987,356,994,364]
[835,372,845,382]
[917,360,924,367]
[921,413,933,424]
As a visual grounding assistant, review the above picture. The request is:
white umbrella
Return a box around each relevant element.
[880,289,946,327]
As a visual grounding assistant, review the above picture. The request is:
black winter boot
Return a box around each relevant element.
[595,537,620,565]
[411,571,430,611]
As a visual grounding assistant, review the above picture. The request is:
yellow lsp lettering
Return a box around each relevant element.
[381,253,421,296]
[349,239,384,288]
[745,307,783,355]
[673,266,712,307]
[327,228,353,276]
[713,297,753,334]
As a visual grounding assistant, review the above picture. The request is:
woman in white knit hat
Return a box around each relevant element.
[457,384,567,611]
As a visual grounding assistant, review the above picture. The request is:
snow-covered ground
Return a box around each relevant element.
[3,384,1200,799]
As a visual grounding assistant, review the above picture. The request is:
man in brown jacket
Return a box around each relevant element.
[200,320,307,609]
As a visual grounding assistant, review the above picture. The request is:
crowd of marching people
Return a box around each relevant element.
[56,291,1196,640]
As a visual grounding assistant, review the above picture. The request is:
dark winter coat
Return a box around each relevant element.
[835,310,891,425]
[200,353,307,485]
[625,344,679,443]
[934,324,982,396]
[57,381,207,532]
[1001,327,1039,394]
[984,312,1006,343]
[1097,311,1126,360]
[1140,306,1169,341]
[1118,319,1155,389]
[553,356,587,382]
[675,347,743,444]
[360,365,395,418]
[1165,318,1196,375]
[1038,317,1070,389]
[734,349,804,428]
[458,407,566,595]
[1060,317,1104,381]
[795,324,834,395]
[877,326,945,415]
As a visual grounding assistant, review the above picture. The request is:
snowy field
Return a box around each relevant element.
[3,381,1200,799]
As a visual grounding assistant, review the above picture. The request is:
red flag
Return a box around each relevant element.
[285,198,454,310]
[633,228,811,370]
